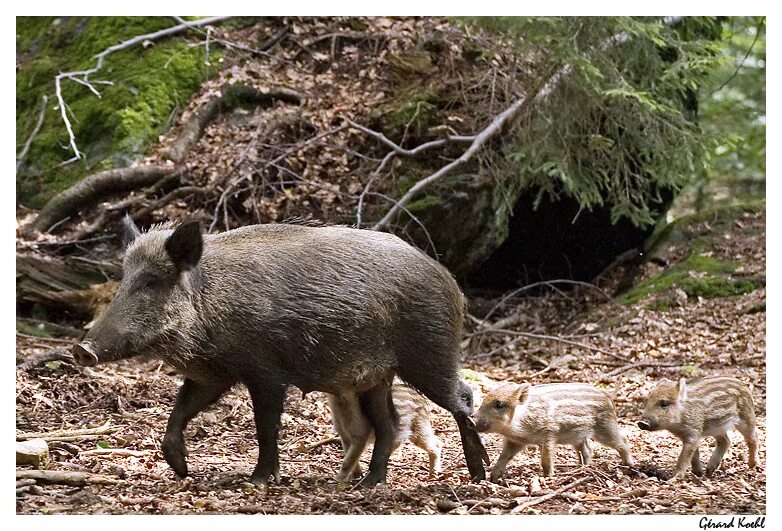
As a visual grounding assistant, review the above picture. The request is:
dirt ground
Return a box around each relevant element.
[15,206,766,515]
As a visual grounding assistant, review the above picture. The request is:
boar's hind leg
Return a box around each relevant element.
[357,379,398,486]
[163,378,233,478]
[247,383,287,487]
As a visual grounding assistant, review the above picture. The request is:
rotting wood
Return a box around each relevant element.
[27,165,174,235]
[15,470,123,486]
[79,448,150,458]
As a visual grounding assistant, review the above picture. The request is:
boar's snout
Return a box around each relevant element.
[72,343,99,367]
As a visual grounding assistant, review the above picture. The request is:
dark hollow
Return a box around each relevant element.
[463,188,672,291]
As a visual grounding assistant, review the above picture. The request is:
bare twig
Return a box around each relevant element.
[79,448,149,457]
[17,420,114,441]
[54,16,231,160]
[511,476,592,514]
[296,436,341,453]
[17,95,48,173]
[598,361,687,381]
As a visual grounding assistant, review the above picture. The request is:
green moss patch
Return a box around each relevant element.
[16,17,221,206]
[619,253,762,306]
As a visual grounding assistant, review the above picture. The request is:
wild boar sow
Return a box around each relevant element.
[330,383,442,481]
[72,218,488,486]
[639,377,759,479]
[474,382,632,480]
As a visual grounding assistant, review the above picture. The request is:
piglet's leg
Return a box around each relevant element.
[671,438,700,481]
[540,439,557,477]
[490,440,524,483]
[706,435,730,476]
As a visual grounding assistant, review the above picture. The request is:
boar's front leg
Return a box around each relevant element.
[163,378,233,478]
[247,383,287,487]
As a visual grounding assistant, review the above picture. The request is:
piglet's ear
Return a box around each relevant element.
[122,214,141,248]
[165,220,203,271]
[516,383,531,403]
[676,378,687,403]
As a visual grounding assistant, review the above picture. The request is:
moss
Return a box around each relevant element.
[380,90,446,139]
[16,17,221,206]
[620,253,761,305]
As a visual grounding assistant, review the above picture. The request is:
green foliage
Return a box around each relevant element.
[699,17,765,182]
[16,17,220,206]
[463,17,725,227]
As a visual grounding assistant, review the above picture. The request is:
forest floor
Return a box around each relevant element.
[15,199,766,515]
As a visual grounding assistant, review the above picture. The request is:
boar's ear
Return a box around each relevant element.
[676,378,687,403]
[165,220,203,271]
[516,383,531,403]
[122,214,141,248]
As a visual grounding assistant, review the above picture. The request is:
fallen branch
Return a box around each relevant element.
[17,420,114,441]
[296,436,341,453]
[27,165,174,234]
[599,361,687,381]
[16,348,74,371]
[511,476,592,514]
[54,16,231,161]
[472,330,625,363]
[79,448,149,458]
[16,470,123,486]
[166,83,302,164]
[16,95,48,173]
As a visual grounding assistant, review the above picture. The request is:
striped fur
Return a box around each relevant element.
[329,383,442,482]
[640,376,759,479]
[474,382,632,480]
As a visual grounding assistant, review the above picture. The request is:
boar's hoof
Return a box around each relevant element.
[359,471,386,487]
[637,421,651,431]
[162,439,189,478]
[72,344,99,367]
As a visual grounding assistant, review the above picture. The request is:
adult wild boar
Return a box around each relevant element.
[72,218,488,487]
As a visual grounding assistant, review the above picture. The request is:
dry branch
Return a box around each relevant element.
[16,348,74,371]
[54,16,232,160]
[598,360,687,381]
[16,470,123,486]
[17,420,114,441]
[16,95,48,173]
[166,84,302,164]
[511,476,592,514]
[79,448,149,457]
[27,165,174,234]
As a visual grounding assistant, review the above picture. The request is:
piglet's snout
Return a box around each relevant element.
[72,343,99,367]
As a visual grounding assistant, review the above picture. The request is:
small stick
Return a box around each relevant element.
[297,436,340,453]
[599,361,687,380]
[79,448,149,457]
[511,476,592,514]
[16,95,48,173]
[17,420,114,441]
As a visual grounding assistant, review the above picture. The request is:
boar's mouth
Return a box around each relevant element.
[637,420,654,431]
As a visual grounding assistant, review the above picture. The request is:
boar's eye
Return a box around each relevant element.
[493,400,507,410]
[138,274,163,293]
[658,399,671,408]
